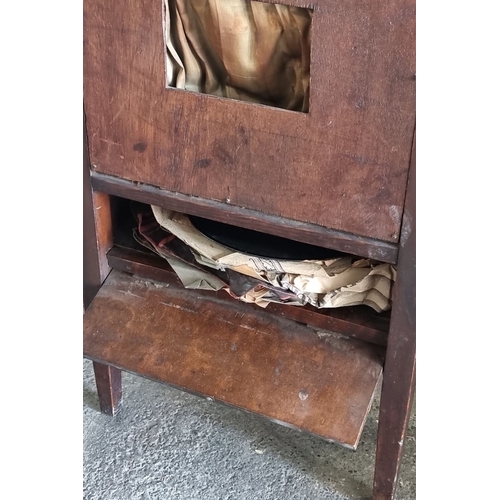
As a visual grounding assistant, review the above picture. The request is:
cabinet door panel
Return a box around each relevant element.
[84,0,415,242]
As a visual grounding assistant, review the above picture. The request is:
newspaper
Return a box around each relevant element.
[145,206,395,312]
[132,208,304,307]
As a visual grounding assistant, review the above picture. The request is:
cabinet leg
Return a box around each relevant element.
[373,140,415,500]
[93,361,122,416]
[373,351,415,500]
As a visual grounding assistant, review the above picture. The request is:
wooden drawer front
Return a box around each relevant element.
[83,270,384,449]
[84,0,415,242]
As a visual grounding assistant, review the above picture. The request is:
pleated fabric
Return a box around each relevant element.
[164,0,312,112]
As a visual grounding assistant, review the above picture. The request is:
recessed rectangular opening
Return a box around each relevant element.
[163,0,312,112]
[105,195,391,346]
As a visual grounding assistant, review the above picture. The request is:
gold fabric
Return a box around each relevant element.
[164,0,312,112]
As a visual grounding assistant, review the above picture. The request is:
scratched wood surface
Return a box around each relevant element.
[83,270,384,448]
[83,0,415,243]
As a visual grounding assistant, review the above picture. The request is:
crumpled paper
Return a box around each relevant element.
[145,206,396,312]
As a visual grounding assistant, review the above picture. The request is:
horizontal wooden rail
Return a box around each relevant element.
[91,171,399,264]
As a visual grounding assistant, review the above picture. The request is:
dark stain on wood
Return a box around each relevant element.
[212,138,233,166]
[194,158,212,168]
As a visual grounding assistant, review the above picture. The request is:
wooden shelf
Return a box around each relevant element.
[84,270,384,449]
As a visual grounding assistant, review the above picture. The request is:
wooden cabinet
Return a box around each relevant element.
[84,1,415,498]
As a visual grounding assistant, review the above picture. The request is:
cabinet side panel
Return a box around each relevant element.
[83,116,112,308]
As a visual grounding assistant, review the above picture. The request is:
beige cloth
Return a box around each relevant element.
[164,0,311,112]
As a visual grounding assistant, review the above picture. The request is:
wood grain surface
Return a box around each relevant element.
[92,361,122,416]
[83,0,415,242]
[83,270,384,449]
[373,136,416,500]
[92,172,400,263]
[84,115,112,308]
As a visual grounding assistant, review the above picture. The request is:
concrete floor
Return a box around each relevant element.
[83,359,415,500]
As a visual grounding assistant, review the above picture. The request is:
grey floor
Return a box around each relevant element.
[83,359,416,500]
